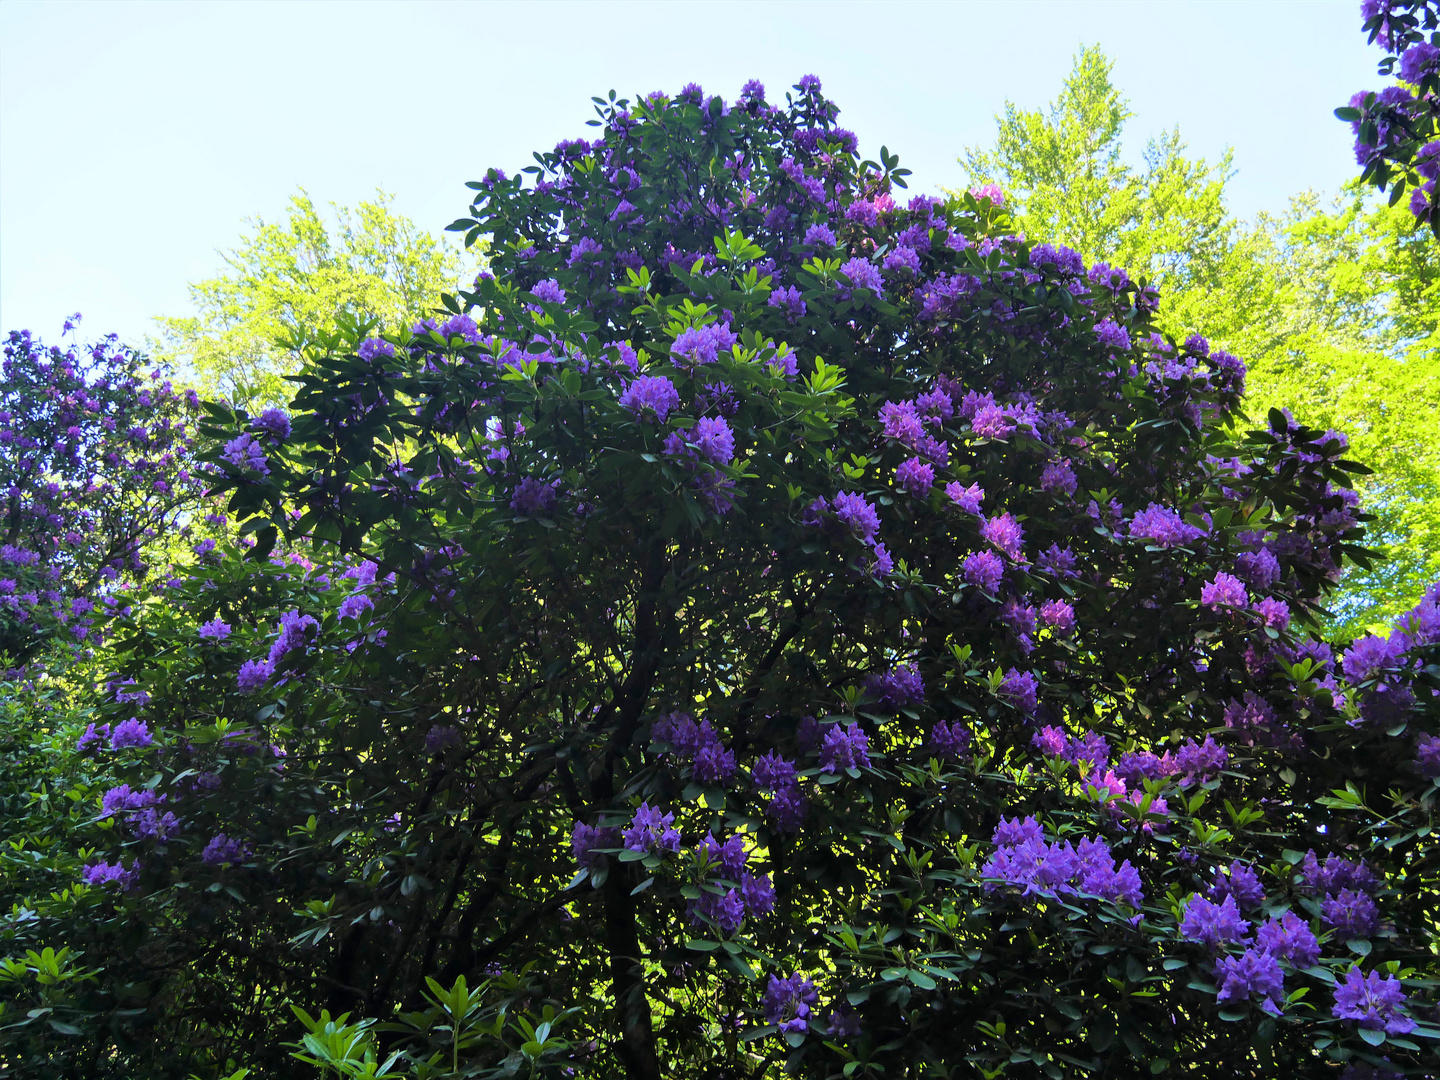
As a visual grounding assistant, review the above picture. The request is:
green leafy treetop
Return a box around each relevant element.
[152,190,483,411]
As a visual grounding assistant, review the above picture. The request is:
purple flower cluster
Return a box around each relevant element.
[1333,968,1415,1035]
[1179,895,1250,948]
[201,833,249,866]
[671,322,738,366]
[1128,504,1206,548]
[945,481,984,514]
[980,512,1025,561]
[622,802,681,855]
[864,662,924,708]
[982,818,1144,906]
[819,723,871,773]
[619,375,681,421]
[763,973,818,1034]
[571,821,622,871]
[222,433,269,476]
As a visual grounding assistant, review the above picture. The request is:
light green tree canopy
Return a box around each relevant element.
[154,190,482,409]
[957,46,1439,638]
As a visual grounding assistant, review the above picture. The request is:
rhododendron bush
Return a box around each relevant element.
[5,78,1440,1079]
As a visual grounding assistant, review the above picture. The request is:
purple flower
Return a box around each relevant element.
[1037,544,1078,579]
[998,669,1038,713]
[201,833,249,866]
[222,433,269,475]
[693,741,738,785]
[622,802,681,855]
[689,888,746,933]
[752,751,797,791]
[763,973,818,1034]
[1210,861,1265,912]
[1300,851,1378,897]
[1417,733,1440,778]
[1094,317,1131,352]
[667,415,735,466]
[698,833,749,878]
[267,609,318,666]
[1201,573,1249,609]
[76,722,110,751]
[767,784,809,832]
[237,658,274,694]
[671,322,738,366]
[1129,504,1205,548]
[1256,912,1320,968]
[511,477,559,517]
[1253,597,1290,630]
[971,403,1014,440]
[1215,949,1286,1015]
[1322,889,1380,938]
[993,817,1044,846]
[838,257,884,298]
[946,481,984,514]
[768,284,807,321]
[1039,599,1076,636]
[980,512,1025,561]
[110,718,152,749]
[803,223,837,247]
[819,724,871,773]
[198,618,231,640]
[82,859,139,889]
[1342,633,1408,683]
[968,183,1004,206]
[1040,459,1078,496]
[530,279,566,305]
[827,1005,861,1038]
[101,784,157,816]
[1235,549,1281,590]
[1399,42,1439,84]
[253,408,291,443]
[358,337,394,361]
[864,663,925,709]
[894,457,934,497]
[1033,726,1067,757]
[831,491,880,542]
[425,724,462,754]
[927,719,971,758]
[1333,968,1415,1034]
[882,246,920,275]
[619,375,681,421]
[1180,895,1250,949]
[571,821,622,871]
[741,871,775,916]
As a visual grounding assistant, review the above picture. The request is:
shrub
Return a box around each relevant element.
[7,78,1438,1079]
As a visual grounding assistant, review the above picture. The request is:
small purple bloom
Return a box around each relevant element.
[927,719,971,758]
[1256,912,1320,968]
[767,783,809,832]
[693,741,738,785]
[895,456,934,497]
[1180,894,1250,949]
[831,491,880,542]
[198,618,231,640]
[619,375,681,421]
[980,512,1025,561]
[1201,573,1249,609]
[425,724,462,754]
[837,257,884,298]
[998,669,1038,713]
[946,481,984,514]
[864,663,925,709]
[571,821,622,871]
[763,973,819,1034]
[222,433,269,476]
[1214,948,1286,1015]
[237,658,274,694]
[819,724,871,773]
[253,408,291,443]
[201,833,249,866]
[622,802,681,855]
[1094,317,1131,352]
[1040,459,1078,496]
[110,718,152,749]
[1322,889,1380,938]
[1333,968,1415,1034]
[511,476,559,517]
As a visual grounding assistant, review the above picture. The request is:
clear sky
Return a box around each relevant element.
[0,0,1379,347]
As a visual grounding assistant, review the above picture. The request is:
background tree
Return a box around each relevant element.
[960,46,1440,637]
[153,191,482,410]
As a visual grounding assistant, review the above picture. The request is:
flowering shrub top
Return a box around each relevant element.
[0,320,203,666]
[1343,1,1440,232]
[11,79,1439,1079]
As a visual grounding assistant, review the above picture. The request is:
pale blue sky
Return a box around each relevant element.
[1,0,1378,346]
